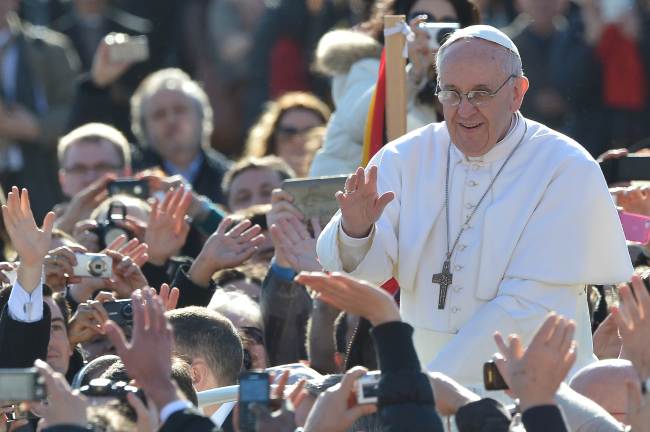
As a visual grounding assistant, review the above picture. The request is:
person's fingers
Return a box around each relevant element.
[118,238,141,256]
[274,370,290,399]
[374,191,395,216]
[228,219,253,237]
[366,165,377,189]
[143,289,159,333]
[126,392,150,423]
[630,275,650,318]
[91,302,110,325]
[347,403,378,421]
[271,188,294,203]
[20,188,33,220]
[288,379,306,404]
[167,287,179,310]
[239,224,262,242]
[103,320,130,358]
[159,283,170,300]
[291,216,311,241]
[127,243,148,260]
[215,216,234,236]
[339,366,368,393]
[493,332,510,358]
[41,211,56,234]
[279,218,302,244]
[131,289,145,336]
[557,320,576,356]
[620,283,642,325]
[160,188,176,213]
[104,234,128,252]
[94,291,115,303]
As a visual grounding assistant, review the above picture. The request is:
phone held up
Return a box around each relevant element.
[238,371,270,432]
[483,361,509,391]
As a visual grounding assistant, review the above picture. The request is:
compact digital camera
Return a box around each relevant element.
[103,300,133,333]
[356,370,381,404]
[0,368,46,402]
[418,22,460,50]
[73,253,112,278]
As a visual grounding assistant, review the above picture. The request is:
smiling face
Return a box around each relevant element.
[437,38,528,157]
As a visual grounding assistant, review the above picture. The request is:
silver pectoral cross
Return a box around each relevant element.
[432,259,453,309]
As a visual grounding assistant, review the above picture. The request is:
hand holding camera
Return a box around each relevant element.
[303,367,377,432]
[492,313,577,410]
[104,250,148,299]
[44,245,86,291]
[67,298,111,347]
[91,33,142,88]
[56,174,114,235]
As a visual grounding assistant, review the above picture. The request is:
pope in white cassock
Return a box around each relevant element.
[316,25,633,390]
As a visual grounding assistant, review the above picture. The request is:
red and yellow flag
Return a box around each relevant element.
[361,49,387,166]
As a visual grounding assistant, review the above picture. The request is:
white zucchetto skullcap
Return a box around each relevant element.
[444,24,519,57]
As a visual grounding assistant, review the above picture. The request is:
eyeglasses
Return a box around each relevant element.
[435,75,517,107]
[63,163,123,176]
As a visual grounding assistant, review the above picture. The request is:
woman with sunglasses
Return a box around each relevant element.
[309,0,480,176]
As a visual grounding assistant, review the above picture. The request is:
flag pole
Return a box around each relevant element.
[383,15,407,141]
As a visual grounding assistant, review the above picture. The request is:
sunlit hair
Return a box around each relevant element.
[130,68,213,148]
[58,123,131,169]
[244,92,330,158]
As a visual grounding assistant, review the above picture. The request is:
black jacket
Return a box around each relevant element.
[370,321,444,432]
[160,408,223,432]
[0,303,51,368]
[260,268,311,366]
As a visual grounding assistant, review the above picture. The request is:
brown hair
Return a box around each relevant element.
[244,92,330,157]
[222,155,295,197]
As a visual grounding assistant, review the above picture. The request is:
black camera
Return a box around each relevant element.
[80,378,143,402]
[92,202,133,250]
[483,361,509,391]
[103,300,133,335]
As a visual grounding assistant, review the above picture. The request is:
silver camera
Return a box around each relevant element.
[418,22,460,50]
[73,253,112,278]
[356,370,380,405]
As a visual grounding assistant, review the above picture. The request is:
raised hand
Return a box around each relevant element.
[269,216,321,272]
[267,189,304,228]
[295,272,400,326]
[188,217,265,287]
[158,283,179,311]
[44,245,87,292]
[33,359,89,428]
[91,33,136,87]
[427,372,480,417]
[106,236,149,267]
[612,275,650,379]
[104,288,178,409]
[493,314,577,410]
[336,166,394,238]
[144,188,192,266]
[2,187,56,293]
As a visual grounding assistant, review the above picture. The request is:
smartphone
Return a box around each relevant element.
[0,368,46,402]
[619,211,650,244]
[483,361,509,391]
[281,175,347,228]
[107,34,149,63]
[238,371,270,432]
[599,155,650,184]
[107,178,149,199]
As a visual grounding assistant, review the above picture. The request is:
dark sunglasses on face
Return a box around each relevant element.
[276,125,316,137]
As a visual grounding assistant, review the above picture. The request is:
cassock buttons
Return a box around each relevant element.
[467,180,478,187]
[454,264,463,271]
[458,244,467,251]
[451,306,460,313]
[453,285,462,292]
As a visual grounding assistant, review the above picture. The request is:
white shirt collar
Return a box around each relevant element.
[450,112,527,165]
[210,400,236,427]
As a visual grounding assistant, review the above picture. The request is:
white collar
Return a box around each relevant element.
[450,112,527,165]
[210,400,236,427]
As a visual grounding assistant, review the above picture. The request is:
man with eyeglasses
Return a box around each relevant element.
[54,122,132,234]
[317,25,633,391]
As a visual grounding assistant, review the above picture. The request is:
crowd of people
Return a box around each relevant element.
[1,0,650,431]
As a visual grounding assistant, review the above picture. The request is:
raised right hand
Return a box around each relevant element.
[336,166,394,238]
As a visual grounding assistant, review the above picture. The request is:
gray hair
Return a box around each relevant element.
[436,37,524,85]
[130,68,213,148]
